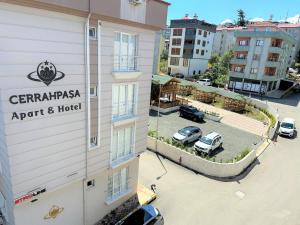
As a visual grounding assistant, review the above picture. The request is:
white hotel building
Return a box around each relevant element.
[0,1,169,225]
[167,16,217,77]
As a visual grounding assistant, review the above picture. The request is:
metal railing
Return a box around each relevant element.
[112,102,136,119]
[114,55,138,72]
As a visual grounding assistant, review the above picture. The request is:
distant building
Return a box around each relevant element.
[278,23,300,63]
[162,27,171,50]
[229,22,296,95]
[168,14,217,77]
[212,26,244,56]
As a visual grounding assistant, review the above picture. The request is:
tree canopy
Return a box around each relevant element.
[237,9,247,26]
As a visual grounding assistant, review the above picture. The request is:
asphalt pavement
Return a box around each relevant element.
[140,93,300,225]
[149,110,262,161]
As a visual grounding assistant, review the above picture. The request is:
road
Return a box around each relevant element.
[139,93,300,225]
[149,110,262,161]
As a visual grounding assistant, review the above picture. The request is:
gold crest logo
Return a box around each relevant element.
[44,205,64,220]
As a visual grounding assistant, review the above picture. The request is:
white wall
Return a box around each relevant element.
[14,181,84,225]
[120,0,146,24]
[0,4,86,224]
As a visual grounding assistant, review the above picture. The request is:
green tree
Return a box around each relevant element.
[237,9,247,26]
[203,51,234,87]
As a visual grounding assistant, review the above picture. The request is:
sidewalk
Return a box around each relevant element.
[187,98,268,136]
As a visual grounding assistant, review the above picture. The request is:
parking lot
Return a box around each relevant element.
[149,110,262,161]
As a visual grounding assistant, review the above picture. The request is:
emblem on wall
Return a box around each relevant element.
[27,61,65,86]
[44,205,64,219]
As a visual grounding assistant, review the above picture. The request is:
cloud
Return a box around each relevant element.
[249,17,264,22]
[220,19,233,25]
[286,14,300,24]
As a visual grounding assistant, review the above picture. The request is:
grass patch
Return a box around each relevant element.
[260,108,276,128]
[212,96,224,108]
[244,105,268,123]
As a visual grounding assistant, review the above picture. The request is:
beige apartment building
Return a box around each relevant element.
[0,1,168,225]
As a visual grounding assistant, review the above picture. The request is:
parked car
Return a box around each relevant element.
[194,132,223,155]
[173,73,184,79]
[278,118,296,137]
[173,126,202,145]
[116,205,164,225]
[179,105,205,122]
[197,79,211,86]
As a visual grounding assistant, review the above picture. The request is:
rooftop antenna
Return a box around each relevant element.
[269,14,273,22]
[285,11,289,22]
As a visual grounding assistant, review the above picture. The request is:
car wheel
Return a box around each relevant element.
[183,140,188,145]
[193,117,197,122]
[219,143,223,148]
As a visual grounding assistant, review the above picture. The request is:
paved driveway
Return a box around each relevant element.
[140,93,300,225]
[149,110,262,161]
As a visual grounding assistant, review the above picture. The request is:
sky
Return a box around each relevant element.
[166,0,300,25]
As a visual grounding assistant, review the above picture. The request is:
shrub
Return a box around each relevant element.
[260,108,276,127]
[234,147,250,162]
[148,130,157,137]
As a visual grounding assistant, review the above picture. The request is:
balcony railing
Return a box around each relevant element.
[112,102,136,120]
[114,55,137,72]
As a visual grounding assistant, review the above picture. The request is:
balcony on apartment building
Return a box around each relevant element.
[230,64,245,78]
[183,39,195,49]
[264,67,277,78]
[266,53,280,67]
[184,28,196,39]
[269,38,283,54]
[231,51,248,65]
[182,48,193,58]
[233,37,250,51]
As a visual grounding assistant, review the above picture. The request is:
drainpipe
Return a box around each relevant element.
[83,6,91,225]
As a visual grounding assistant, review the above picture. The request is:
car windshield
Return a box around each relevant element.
[190,108,198,113]
[200,136,213,145]
[281,122,294,129]
[178,128,191,136]
[120,208,152,225]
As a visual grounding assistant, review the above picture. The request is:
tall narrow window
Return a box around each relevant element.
[112,84,136,119]
[114,32,137,72]
[111,125,135,163]
[107,167,129,202]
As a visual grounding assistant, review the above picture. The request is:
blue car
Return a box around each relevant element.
[116,205,164,225]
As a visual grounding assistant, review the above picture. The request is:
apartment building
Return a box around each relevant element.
[229,22,296,95]
[278,23,300,63]
[167,15,217,77]
[212,26,244,56]
[0,1,168,225]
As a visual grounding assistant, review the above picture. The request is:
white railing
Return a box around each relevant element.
[114,55,138,72]
[112,102,136,119]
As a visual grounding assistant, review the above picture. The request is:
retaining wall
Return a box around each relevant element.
[147,137,257,178]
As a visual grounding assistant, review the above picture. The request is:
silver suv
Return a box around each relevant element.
[173,126,202,145]
[194,132,223,155]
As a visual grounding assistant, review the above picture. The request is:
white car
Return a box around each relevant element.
[197,79,211,86]
[279,118,296,138]
[172,126,202,145]
[194,132,223,155]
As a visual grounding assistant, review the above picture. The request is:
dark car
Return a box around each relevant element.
[116,205,164,225]
[179,105,205,122]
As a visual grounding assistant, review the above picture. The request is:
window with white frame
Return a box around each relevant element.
[114,32,137,72]
[111,125,135,163]
[89,27,97,39]
[107,167,129,201]
[90,86,97,97]
[112,84,136,119]
[182,58,189,67]
[90,136,98,148]
[250,68,258,74]
[256,40,264,46]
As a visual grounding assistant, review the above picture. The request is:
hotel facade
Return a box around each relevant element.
[0,1,168,225]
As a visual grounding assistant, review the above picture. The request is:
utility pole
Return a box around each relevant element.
[155,84,162,153]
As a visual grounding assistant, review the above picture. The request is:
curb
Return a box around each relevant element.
[255,139,271,157]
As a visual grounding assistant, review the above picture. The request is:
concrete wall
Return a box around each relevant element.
[147,137,257,178]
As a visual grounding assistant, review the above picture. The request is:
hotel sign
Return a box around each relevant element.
[8,61,83,121]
